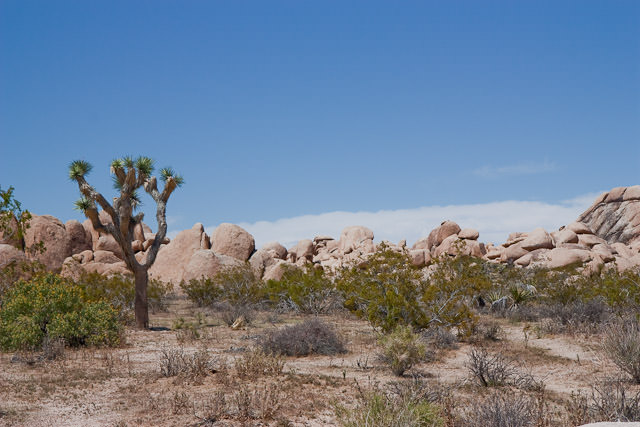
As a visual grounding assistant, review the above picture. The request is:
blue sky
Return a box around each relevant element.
[1,1,638,247]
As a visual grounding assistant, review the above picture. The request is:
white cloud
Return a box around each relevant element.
[473,160,556,178]
[214,192,602,249]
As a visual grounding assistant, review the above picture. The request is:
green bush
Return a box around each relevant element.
[337,245,484,334]
[181,264,263,307]
[0,274,122,350]
[76,272,172,322]
[180,276,222,307]
[379,324,427,376]
[265,265,342,314]
[336,244,429,332]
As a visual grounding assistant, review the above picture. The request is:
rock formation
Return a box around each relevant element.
[4,186,640,284]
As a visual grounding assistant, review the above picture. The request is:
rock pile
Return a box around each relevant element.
[1,186,639,282]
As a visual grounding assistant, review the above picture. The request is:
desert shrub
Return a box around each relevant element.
[603,318,640,383]
[337,245,427,332]
[216,302,256,327]
[470,320,504,342]
[0,274,122,350]
[159,346,215,380]
[180,276,222,307]
[466,347,541,391]
[259,318,346,356]
[379,325,427,376]
[235,348,284,378]
[181,264,263,307]
[173,313,208,342]
[540,299,610,334]
[462,392,538,427]
[422,325,458,349]
[76,272,172,321]
[589,379,640,421]
[466,347,516,387]
[336,390,444,427]
[337,245,481,333]
[265,265,342,314]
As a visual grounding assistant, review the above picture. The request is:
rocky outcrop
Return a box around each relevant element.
[578,186,640,245]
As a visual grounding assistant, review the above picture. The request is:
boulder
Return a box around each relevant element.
[82,211,114,251]
[611,242,635,259]
[261,241,287,259]
[132,240,144,252]
[614,254,640,272]
[500,242,529,263]
[458,228,479,240]
[434,235,461,258]
[339,226,375,254]
[74,249,94,264]
[485,246,503,260]
[0,243,26,269]
[249,249,278,278]
[263,259,290,281]
[521,228,554,251]
[543,248,592,269]
[292,239,314,261]
[93,250,122,264]
[426,221,461,249]
[210,223,255,261]
[84,261,129,277]
[591,244,616,263]
[515,249,550,267]
[578,234,607,248]
[65,219,92,254]
[554,229,579,245]
[0,215,21,248]
[24,214,72,270]
[149,223,209,283]
[182,250,242,282]
[60,256,84,281]
[95,235,123,259]
[409,249,427,267]
[566,222,593,235]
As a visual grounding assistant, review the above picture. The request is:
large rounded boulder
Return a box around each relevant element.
[24,214,72,270]
[210,223,255,261]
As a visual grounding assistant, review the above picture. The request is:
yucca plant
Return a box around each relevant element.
[69,156,183,329]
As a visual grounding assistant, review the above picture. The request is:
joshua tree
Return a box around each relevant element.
[69,156,183,329]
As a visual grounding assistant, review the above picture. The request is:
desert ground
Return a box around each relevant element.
[1,291,637,427]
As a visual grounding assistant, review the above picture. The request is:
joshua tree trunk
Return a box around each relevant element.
[134,267,149,329]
